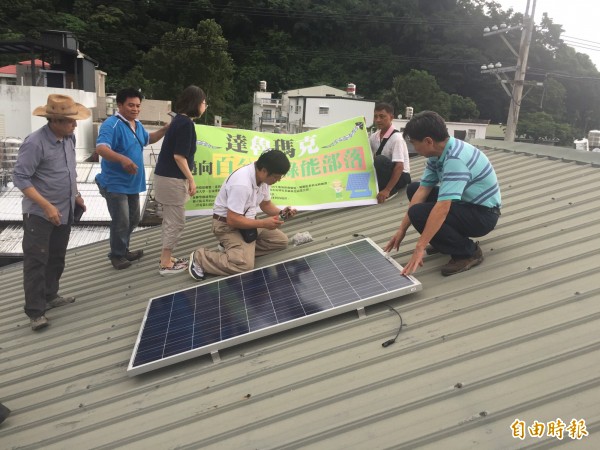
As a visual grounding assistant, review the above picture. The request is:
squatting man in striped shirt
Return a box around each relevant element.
[384,111,501,276]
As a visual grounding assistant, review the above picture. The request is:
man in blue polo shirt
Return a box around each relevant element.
[384,111,501,276]
[95,88,168,269]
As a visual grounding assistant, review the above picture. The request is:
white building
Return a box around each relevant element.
[393,117,489,142]
[253,82,375,133]
[252,83,286,133]
[0,84,97,160]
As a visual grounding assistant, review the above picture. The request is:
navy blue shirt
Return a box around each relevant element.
[154,114,197,179]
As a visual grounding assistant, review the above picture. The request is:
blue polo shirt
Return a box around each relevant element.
[420,137,501,208]
[95,114,149,194]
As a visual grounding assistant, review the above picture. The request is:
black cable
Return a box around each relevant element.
[381,304,403,348]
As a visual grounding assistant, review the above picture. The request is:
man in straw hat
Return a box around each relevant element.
[13,94,91,331]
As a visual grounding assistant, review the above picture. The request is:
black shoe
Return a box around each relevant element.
[0,402,11,425]
[111,256,132,270]
[125,249,144,261]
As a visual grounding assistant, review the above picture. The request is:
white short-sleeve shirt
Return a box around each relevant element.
[369,127,411,173]
[213,163,271,218]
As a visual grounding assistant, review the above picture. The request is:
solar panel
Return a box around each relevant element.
[127,238,421,376]
[345,172,372,198]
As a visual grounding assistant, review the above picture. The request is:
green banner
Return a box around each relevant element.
[185,116,377,215]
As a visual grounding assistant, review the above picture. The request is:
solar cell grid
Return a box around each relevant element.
[128,238,421,375]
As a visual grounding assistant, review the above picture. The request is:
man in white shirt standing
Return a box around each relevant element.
[369,102,411,203]
[188,149,296,280]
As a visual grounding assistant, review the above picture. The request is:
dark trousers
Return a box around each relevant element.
[22,214,71,319]
[406,182,499,259]
[374,155,411,194]
[97,183,140,258]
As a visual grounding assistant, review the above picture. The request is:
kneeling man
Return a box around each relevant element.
[385,111,501,276]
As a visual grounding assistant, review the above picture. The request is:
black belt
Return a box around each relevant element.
[476,205,501,215]
[459,202,501,216]
[212,214,227,223]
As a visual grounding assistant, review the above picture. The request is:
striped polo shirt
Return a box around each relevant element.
[420,137,501,208]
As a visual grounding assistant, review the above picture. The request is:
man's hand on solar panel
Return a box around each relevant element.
[401,247,426,276]
[384,229,406,253]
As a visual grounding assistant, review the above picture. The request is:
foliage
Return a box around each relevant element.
[383,70,479,121]
[449,94,480,121]
[517,111,573,145]
[1,0,599,131]
[141,22,234,109]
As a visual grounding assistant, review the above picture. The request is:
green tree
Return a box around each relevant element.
[142,21,234,111]
[517,111,573,145]
[383,69,451,119]
[449,94,480,121]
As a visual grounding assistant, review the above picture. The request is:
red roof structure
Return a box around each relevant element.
[0,59,51,75]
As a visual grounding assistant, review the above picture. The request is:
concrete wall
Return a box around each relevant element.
[137,99,172,124]
[302,97,374,130]
[393,118,488,141]
[0,85,97,160]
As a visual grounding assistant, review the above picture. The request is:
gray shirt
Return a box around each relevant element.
[13,124,78,225]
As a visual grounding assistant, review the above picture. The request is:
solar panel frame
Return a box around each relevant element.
[127,238,421,376]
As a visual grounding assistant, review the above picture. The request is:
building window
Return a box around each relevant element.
[467,129,476,140]
[319,106,329,115]
[262,110,272,119]
[295,105,302,114]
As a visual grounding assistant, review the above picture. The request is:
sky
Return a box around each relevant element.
[495,0,600,69]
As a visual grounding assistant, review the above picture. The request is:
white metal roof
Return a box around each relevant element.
[0,141,598,448]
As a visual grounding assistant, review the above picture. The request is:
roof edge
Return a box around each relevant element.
[472,139,600,166]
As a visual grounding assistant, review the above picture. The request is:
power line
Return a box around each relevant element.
[563,35,600,45]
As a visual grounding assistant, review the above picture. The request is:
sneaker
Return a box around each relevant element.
[188,251,205,281]
[159,261,188,276]
[440,244,484,276]
[31,315,49,331]
[125,249,144,261]
[111,256,132,270]
[425,245,440,255]
[46,295,75,309]
[217,243,225,253]
[171,256,189,264]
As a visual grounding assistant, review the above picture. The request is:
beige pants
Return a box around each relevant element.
[154,174,189,250]
[194,219,288,276]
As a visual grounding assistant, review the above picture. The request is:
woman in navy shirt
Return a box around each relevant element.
[154,85,206,274]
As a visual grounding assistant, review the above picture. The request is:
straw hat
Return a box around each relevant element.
[32,94,91,120]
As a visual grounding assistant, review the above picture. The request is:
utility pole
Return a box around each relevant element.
[505,0,536,142]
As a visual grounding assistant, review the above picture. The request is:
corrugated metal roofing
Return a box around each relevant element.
[0,141,599,449]
[0,224,148,255]
[0,163,153,224]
